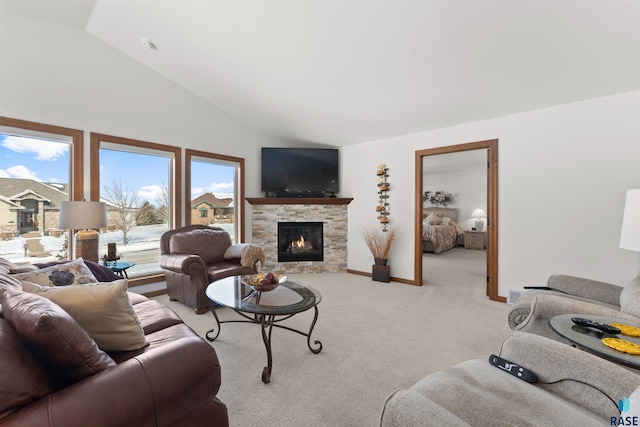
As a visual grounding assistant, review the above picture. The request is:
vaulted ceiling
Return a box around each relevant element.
[2,0,640,146]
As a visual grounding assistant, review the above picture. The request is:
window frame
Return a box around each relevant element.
[185,149,245,242]
[0,116,83,258]
[90,133,181,286]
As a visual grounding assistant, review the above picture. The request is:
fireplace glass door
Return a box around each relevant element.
[278,222,323,262]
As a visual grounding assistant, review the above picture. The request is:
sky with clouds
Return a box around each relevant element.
[0,134,235,203]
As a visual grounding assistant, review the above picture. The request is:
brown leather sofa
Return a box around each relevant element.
[0,258,228,427]
[160,225,265,314]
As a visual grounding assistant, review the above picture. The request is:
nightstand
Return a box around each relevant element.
[464,231,485,250]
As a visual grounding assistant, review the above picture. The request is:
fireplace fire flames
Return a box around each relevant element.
[289,236,314,254]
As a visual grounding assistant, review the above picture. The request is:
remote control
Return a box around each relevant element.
[489,355,539,383]
[571,317,621,335]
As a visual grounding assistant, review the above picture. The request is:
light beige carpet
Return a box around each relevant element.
[153,248,513,426]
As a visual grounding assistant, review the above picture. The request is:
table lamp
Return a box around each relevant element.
[471,208,487,231]
[59,201,107,262]
[620,189,640,270]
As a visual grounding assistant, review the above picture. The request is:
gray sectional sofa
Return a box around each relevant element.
[381,331,639,426]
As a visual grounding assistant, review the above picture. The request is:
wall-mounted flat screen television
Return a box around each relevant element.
[261,147,339,197]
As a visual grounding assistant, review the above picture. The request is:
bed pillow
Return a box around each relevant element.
[0,288,116,387]
[441,216,451,225]
[425,213,442,225]
[22,280,148,352]
[13,258,97,287]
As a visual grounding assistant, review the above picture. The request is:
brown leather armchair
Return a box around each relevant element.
[160,225,265,314]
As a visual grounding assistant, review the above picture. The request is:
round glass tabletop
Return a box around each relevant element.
[206,275,322,316]
[550,313,640,369]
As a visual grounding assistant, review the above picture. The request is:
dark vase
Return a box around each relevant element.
[374,257,388,266]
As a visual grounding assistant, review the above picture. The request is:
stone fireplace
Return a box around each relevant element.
[247,197,352,273]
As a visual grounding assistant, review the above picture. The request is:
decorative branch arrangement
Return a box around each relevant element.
[376,164,390,231]
[361,226,396,260]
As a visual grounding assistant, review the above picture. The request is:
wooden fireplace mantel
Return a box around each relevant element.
[246,197,353,205]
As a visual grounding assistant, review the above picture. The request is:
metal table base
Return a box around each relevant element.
[206,298,322,384]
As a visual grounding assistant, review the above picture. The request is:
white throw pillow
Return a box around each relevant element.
[13,258,97,287]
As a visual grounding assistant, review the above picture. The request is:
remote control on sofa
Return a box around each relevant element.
[489,355,539,383]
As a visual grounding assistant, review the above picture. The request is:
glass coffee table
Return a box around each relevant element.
[205,275,322,383]
[550,314,640,370]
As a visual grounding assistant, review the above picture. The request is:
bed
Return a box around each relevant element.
[422,207,463,254]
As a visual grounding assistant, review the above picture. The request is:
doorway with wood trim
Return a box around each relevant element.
[414,139,501,302]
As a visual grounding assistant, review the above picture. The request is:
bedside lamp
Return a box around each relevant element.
[471,208,487,231]
[59,201,107,262]
[620,189,640,270]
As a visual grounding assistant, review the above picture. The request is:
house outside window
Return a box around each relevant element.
[186,150,243,243]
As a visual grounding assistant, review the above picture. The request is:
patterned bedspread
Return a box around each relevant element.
[422,224,460,254]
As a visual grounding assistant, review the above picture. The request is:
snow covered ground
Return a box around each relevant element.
[0,223,234,266]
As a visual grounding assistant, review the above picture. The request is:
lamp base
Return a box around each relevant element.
[474,220,484,232]
[75,230,99,262]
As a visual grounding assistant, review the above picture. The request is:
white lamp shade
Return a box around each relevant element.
[620,189,640,251]
[59,201,107,230]
[470,208,487,219]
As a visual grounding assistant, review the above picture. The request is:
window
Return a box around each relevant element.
[186,149,244,243]
[0,116,82,262]
[90,133,181,285]
[200,208,208,218]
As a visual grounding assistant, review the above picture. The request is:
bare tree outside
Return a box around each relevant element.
[155,182,169,224]
[102,179,140,245]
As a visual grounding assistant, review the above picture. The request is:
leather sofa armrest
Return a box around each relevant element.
[0,336,222,427]
[515,294,638,339]
[499,331,640,420]
[546,274,622,307]
[160,254,207,276]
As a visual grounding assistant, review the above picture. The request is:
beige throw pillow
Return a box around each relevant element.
[22,280,148,352]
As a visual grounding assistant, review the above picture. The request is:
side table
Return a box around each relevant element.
[464,231,485,250]
[107,261,135,279]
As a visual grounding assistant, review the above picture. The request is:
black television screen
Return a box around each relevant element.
[261,148,339,196]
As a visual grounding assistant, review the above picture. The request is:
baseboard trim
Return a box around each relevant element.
[346,269,420,286]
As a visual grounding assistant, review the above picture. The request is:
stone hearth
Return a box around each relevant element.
[247,198,352,274]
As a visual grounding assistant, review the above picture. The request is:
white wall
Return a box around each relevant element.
[343,90,640,296]
[0,14,283,233]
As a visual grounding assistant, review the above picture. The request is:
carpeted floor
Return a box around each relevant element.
[153,247,513,426]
